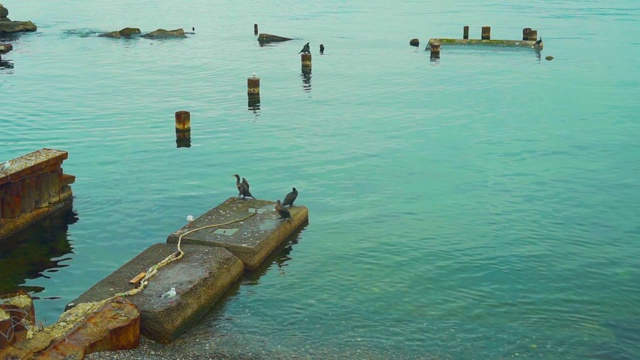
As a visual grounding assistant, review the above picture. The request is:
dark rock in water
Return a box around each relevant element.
[410,38,419,47]
[257,33,293,44]
[545,55,554,61]
[141,28,187,39]
[0,4,8,19]
[119,27,141,37]
[0,20,37,33]
[0,4,37,33]
[99,27,142,38]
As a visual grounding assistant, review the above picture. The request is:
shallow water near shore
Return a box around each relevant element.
[2,0,640,358]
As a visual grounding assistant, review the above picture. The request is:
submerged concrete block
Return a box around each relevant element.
[67,243,244,343]
[167,197,309,269]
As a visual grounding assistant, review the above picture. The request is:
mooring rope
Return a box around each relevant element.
[108,211,257,301]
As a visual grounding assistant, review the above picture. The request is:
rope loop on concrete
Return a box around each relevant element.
[110,212,257,300]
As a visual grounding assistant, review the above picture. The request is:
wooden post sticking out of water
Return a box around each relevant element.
[481,26,491,40]
[254,24,258,35]
[247,74,260,95]
[529,30,538,41]
[247,74,260,112]
[430,42,440,59]
[523,28,532,41]
[175,111,190,132]
[301,53,312,70]
[463,26,469,40]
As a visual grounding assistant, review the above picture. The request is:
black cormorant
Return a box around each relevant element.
[299,42,310,54]
[282,187,298,207]
[275,200,292,221]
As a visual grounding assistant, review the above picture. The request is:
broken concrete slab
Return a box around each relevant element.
[257,33,293,43]
[1,298,139,359]
[66,243,244,343]
[0,290,35,349]
[167,197,309,270]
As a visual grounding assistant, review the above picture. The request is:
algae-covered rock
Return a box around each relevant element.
[99,30,121,38]
[0,4,8,20]
[119,27,141,37]
[99,27,142,38]
[0,20,37,33]
[141,28,186,39]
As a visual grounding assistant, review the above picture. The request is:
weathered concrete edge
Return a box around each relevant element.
[0,189,72,241]
[243,206,309,269]
[166,205,309,270]
[66,244,246,344]
[428,38,539,48]
[143,251,244,343]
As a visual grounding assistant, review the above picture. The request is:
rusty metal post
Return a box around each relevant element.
[463,26,469,40]
[523,28,531,41]
[481,26,491,40]
[1,182,22,218]
[247,75,260,96]
[175,111,190,132]
[301,53,312,70]
[430,42,440,59]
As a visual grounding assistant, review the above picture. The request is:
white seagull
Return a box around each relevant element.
[0,161,10,173]
[161,287,177,299]
[187,215,195,222]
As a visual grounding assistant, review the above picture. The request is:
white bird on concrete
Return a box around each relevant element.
[0,161,10,173]
[187,215,195,222]
[161,287,177,299]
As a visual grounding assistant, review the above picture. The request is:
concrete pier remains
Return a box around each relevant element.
[0,149,75,241]
[68,197,309,343]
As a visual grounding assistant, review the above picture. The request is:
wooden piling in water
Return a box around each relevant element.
[247,75,260,95]
[430,42,441,59]
[481,26,491,40]
[528,29,538,42]
[174,111,190,132]
[463,26,469,40]
[301,53,312,69]
[254,24,258,35]
[523,28,532,40]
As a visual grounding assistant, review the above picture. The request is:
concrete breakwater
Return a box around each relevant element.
[68,197,309,344]
[1,197,308,358]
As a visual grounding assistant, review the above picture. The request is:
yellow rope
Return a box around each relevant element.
[109,211,257,300]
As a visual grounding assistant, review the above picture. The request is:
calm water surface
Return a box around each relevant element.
[1,1,640,358]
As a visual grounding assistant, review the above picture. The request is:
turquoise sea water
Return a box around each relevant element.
[2,0,640,358]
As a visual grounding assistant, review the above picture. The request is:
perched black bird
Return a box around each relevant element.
[299,42,310,54]
[319,44,325,54]
[282,187,298,207]
[232,174,254,199]
[275,200,292,221]
[534,37,542,46]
